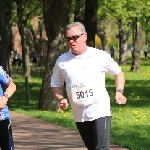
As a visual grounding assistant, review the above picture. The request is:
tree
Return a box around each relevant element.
[74,0,85,23]
[38,0,71,110]
[129,0,150,72]
[0,0,12,72]
[118,19,130,64]
[131,19,142,72]
[97,0,150,68]
[98,0,131,63]
[84,0,98,47]
[13,0,42,103]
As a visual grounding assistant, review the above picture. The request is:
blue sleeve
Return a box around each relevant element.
[0,67,12,85]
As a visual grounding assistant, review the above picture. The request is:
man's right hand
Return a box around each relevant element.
[59,98,69,110]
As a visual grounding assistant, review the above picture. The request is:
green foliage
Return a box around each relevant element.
[27,19,33,29]
[12,0,43,26]
[12,2,18,23]
[23,0,42,19]
[97,0,150,30]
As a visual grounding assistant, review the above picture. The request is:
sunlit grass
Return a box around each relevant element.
[9,54,150,150]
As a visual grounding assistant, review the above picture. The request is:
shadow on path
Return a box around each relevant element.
[11,112,129,150]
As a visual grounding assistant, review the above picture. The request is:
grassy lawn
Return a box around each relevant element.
[9,54,150,150]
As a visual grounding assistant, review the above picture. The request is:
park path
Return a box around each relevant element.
[10,111,129,150]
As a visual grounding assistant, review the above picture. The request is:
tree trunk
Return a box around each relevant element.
[38,0,71,110]
[118,20,123,64]
[84,0,98,47]
[145,30,148,44]
[120,30,130,64]
[0,0,10,71]
[131,19,142,72]
[30,28,40,65]
[16,1,31,103]
[74,0,85,23]
[24,44,31,103]
[118,20,129,64]
[38,19,44,67]
[5,0,13,75]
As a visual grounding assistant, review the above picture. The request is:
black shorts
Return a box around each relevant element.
[0,119,14,150]
[13,59,20,63]
[31,58,37,63]
[76,116,111,150]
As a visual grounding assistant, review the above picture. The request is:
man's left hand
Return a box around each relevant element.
[115,92,127,104]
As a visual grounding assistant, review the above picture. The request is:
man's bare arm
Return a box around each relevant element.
[51,87,64,100]
[114,71,127,104]
[51,87,68,110]
[115,71,125,90]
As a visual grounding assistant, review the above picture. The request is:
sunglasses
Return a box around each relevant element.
[66,33,84,41]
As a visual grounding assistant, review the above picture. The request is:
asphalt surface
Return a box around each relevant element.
[11,111,129,150]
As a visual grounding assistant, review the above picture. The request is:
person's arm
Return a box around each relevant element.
[4,81,16,98]
[0,81,16,109]
[51,87,64,100]
[114,71,127,104]
[51,87,68,110]
[115,71,125,90]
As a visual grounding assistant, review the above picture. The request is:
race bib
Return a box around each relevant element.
[71,82,98,106]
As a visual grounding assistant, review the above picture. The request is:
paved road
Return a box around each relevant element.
[11,111,129,150]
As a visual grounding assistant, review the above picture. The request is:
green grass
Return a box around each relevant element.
[9,54,150,150]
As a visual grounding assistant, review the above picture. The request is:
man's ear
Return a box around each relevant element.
[83,33,87,41]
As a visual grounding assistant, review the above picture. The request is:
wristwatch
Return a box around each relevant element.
[3,93,9,99]
[116,89,124,94]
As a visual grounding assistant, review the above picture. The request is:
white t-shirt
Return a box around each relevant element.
[51,46,121,122]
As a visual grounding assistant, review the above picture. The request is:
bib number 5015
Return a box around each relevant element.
[76,89,93,99]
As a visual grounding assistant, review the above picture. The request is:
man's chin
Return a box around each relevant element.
[72,52,78,56]
[71,49,78,54]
